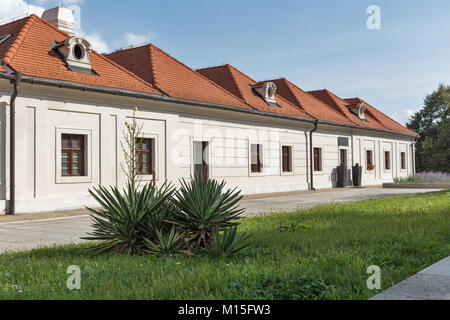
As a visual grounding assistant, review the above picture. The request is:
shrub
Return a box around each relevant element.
[170,178,245,248]
[85,177,250,257]
[83,182,174,255]
[395,172,450,184]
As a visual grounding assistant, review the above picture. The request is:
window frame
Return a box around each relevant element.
[280,143,293,175]
[135,133,159,182]
[313,147,323,173]
[56,128,92,184]
[249,142,264,176]
[384,150,391,172]
[61,134,85,177]
[365,149,374,172]
[191,138,211,180]
[400,151,407,171]
[135,137,154,176]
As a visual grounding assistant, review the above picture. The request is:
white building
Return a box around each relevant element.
[0,8,417,214]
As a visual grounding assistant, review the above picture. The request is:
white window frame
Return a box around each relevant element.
[190,137,212,179]
[248,141,265,177]
[383,149,392,172]
[400,151,407,172]
[136,133,159,182]
[365,148,375,174]
[313,146,324,174]
[55,127,92,184]
[280,143,294,176]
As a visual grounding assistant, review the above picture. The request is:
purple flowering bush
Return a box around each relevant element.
[394,172,450,184]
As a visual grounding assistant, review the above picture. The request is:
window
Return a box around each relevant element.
[251,144,263,173]
[135,138,154,175]
[401,152,406,170]
[366,150,374,171]
[313,147,322,172]
[384,151,391,170]
[61,134,85,176]
[282,146,292,173]
[193,141,209,180]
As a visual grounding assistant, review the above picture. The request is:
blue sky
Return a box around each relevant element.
[4,0,450,124]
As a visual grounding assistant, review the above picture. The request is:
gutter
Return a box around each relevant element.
[0,73,315,124]
[309,120,319,190]
[0,73,418,138]
[8,72,21,215]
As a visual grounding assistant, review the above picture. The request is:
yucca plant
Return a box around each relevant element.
[170,178,245,248]
[206,227,254,257]
[144,227,192,256]
[83,182,174,255]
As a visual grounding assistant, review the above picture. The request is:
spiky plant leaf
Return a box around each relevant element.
[82,182,175,255]
[170,178,245,247]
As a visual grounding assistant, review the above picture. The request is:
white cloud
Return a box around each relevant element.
[82,32,110,53]
[0,0,45,22]
[124,33,147,47]
[0,1,156,54]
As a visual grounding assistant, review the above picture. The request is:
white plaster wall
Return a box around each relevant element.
[0,81,416,213]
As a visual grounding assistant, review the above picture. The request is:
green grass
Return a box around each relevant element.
[1,190,449,300]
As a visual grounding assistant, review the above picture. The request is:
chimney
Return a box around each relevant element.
[42,7,76,36]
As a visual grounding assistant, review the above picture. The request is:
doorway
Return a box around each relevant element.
[340,149,348,166]
[193,141,209,180]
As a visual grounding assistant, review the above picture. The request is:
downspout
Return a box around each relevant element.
[8,72,21,215]
[309,120,319,191]
[412,137,418,175]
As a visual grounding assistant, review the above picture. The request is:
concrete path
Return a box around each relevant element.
[0,188,441,253]
[371,257,450,300]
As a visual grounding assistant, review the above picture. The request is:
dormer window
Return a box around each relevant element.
[350,103,366,121]
[51,37,94,75]
[255,82,277,106]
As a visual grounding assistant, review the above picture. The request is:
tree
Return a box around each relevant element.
[407,84,450,172]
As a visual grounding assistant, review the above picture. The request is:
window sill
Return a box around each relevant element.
[56,176,92,184]
[281,171,294,176]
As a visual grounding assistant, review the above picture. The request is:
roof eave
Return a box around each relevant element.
[0,73,418,138]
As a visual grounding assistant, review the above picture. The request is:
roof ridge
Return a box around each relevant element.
[0,15,29,30]
[282,78,351,120]
[148,44,161,89]
[347,97,411,130]
[224,64,250,104]
[95,47,158,91]
[1,15,37,65]
[150,45,247,104]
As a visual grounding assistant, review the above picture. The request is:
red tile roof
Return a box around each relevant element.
[344,97,417,135]
[107,45,251,110]
[309,89,417,135]
[0,15,160,95]
[269,78,354,125]
[197,64,312,119]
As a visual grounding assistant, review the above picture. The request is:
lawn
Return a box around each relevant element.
[0,190,449,300]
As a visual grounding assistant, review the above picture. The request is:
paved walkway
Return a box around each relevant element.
[0,188,440,253]
[371,257,450,300]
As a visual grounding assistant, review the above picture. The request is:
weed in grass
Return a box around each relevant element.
[229,273,330,300]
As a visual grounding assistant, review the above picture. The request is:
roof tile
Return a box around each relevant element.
[197,64,312,119]
[0,15,160,95]
[107,45,251,109]
[269,78,354,125]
